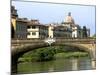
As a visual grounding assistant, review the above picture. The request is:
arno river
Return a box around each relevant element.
[17,57,96,74]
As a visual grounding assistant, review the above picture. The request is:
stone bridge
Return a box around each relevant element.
[12,39,96,57]
[11,39,96,73]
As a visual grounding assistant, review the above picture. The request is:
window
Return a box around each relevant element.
[32,32,36,35]
[27,26,30,28]
[27,32,30,35]
[32,26,36,29]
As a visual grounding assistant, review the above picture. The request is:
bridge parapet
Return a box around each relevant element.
[11,39,95,45]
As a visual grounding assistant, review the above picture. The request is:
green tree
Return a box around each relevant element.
[35,48,55,61]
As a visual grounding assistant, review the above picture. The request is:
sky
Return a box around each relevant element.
[12,1,96,36]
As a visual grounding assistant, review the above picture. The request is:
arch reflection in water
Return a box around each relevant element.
[17,57,93,74]
[91,60,96,69]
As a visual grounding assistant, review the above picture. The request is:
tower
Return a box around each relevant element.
[62,12,75,29]
[68,12,71,16]
[64,12,75,24]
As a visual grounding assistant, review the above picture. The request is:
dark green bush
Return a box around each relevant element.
[19,46,89,62]
[34,48,55,61]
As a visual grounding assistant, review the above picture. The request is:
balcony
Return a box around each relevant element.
[27,28,39,32]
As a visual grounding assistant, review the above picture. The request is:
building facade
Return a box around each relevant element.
[27,20,48,39]
[53,25,72,38]
[48,24,54,38]
[11,6,90,39]
[62,12,90,38]
[11,6,48,39]
[15,18,28,39]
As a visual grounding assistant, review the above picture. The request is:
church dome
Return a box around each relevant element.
[64,12,75,24]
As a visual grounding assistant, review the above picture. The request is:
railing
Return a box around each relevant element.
[12,37,95,40]
[11,38,95,45]
[27,28,39,32]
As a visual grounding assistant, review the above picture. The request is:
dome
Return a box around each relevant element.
[64,12,75,24]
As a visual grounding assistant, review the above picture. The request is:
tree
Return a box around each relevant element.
[35,48,55,61]
[82,26,87,38]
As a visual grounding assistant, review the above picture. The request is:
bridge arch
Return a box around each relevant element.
[12,42,91,59]
[11,42,93,73]
[11,39,96,73]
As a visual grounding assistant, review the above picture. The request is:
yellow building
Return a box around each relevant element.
[11,6,18,38]
[48,24,54,38]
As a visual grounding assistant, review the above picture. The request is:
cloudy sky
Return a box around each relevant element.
[12,1,96,36]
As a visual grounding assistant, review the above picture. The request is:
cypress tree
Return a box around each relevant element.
[82,26,87,38]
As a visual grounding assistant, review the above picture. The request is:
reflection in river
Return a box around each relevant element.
[17,57,96,74]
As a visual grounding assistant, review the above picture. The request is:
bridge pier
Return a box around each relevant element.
[89,48,96,61]
[11,55,18,74]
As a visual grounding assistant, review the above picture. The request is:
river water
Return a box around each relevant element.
[17,57,95,74]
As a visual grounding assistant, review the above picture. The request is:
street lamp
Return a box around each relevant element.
[44,37,56,46]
